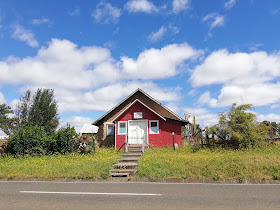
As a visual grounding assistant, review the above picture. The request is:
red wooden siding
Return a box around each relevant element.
[115,101,182,149]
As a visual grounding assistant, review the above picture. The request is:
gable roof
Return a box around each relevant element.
[111,99,166,122]
[93,88,188,126]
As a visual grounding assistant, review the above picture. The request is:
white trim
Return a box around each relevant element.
[149,120,159,134]
[118,121,127,135]
[111,99,166,122]
[128,119,149,145]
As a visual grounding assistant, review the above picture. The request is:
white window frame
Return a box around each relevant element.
[118,121,127,135]
[149,120,159,134]
[107,124,114,136]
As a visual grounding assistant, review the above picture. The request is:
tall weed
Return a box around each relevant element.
[137,145,280,180]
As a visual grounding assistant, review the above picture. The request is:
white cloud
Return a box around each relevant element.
[165,102,180,115]
[191,50,280,87]
[0,39,117,89]
[0,39,189,113]
[56,82,181,113]
[203,13,225,30]
[11,24,39,47]
[122,43,202,79]
[125,0,158,13]
[148,25,180,42]
[68,7,80,16]
[207,83,280,108]
[0,91,5,104]
[224,0,236,10]
[0,15,2,30]
[257,113,280,123]
[172,0,191,13]
[197,91,211,105]
[60,116,94,133]
[270,8,280,16]
[92,1,121,24]
[271,104,280,109]
[148,26,167,42]
[190,49,280,108]
[183,107,219,127]
[31,18,50,25]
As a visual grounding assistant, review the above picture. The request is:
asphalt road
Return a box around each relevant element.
[0,181,279,209]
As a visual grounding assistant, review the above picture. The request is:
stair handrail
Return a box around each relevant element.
[117,134,128,153]
[117,142,126,153]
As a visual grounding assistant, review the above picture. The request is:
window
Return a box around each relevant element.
[133,112,143,119]
[107,125,114,136]
[149,120,159,134]
[118,121,127,135]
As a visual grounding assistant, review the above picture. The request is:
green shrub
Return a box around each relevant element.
[4,125,51,156]
[54,125,78,154]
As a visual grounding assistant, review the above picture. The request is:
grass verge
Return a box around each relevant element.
[136,145,280,181]
[0,148,121,179]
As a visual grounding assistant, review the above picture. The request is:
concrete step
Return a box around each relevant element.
[128,148,143,152]
[113,162,138,169]
[110,169,137,176]
[119,157,140,162]
[128,144,142,148]
[122,153,142,157]
[128,151,143,154]
[110,172,130,177]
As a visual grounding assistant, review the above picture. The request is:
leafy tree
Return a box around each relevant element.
[28,89,59,134]
[213,103,268,149]
[270,122,279,136]
[262,121,279,137]
[13,90,32,134]
[0,104,15,136]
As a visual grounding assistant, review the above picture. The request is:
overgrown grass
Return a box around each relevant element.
[137,145,280,181]
[0,148,121,179]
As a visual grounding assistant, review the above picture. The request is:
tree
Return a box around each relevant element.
[213,103,268,149]
[28,89,59,134]
[5,88,59,135]
[0,104,15,135]
[13,90,32,133]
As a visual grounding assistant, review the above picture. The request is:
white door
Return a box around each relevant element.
[128,121,147,144]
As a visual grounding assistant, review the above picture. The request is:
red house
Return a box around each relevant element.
[93,89,188,150]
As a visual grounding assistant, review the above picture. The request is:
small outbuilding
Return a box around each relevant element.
[80,123,98,137]
[93,88,188,149]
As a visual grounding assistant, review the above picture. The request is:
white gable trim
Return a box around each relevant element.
[111,99,166,122]
[93,88,185,125]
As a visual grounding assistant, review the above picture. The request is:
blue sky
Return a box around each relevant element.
[0,0,280,135]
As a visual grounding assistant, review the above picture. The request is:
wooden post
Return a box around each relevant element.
[190,124,193,145]
[172,132,175,151]
[193,116,196,135]
[270,126,273,140]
